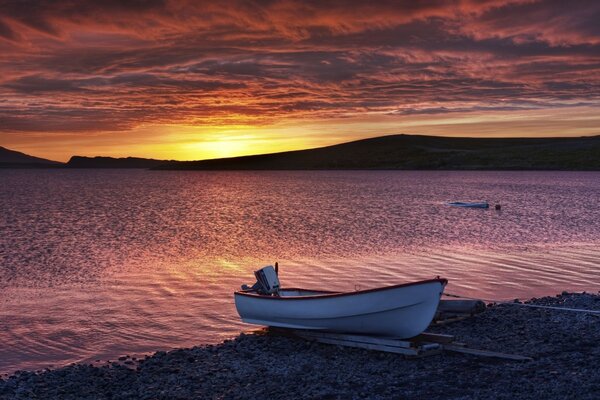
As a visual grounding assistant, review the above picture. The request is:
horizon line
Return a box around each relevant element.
[4,132,599,164]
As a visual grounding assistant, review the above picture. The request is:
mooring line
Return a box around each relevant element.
[443,292,600,315]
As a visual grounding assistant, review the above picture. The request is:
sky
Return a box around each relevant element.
[0,0,599,162]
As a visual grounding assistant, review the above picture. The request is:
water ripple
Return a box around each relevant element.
[0,170,599,374]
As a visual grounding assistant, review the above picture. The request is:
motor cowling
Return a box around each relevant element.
[254,265,280,295]
[240,265,281,295]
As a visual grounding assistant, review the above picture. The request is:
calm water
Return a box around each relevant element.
[1,170,599,374]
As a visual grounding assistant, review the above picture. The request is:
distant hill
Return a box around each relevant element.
[3,135,600,170]
[154,134,600,171]
[0,146,62,168]
[67,156,170,169]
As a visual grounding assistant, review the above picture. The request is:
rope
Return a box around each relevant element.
[499,302,600,315]
[443,292,600,316]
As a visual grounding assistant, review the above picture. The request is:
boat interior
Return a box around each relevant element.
[279,288,336,297]
[240,265,340,297]
[239,288,337,297]
[239,266,447,299]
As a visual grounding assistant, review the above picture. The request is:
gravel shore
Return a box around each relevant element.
[1,292,599,400]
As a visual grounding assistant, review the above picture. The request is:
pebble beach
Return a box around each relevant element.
[1,292,598,400]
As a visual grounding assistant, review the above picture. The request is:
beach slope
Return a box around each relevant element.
[1,292,598,399]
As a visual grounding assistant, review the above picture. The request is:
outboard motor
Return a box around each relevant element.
[241,265,280,295]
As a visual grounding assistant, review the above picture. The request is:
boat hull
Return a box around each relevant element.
[447,201,489,208]
[234,279,447,338]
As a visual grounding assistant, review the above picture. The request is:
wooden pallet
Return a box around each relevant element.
[269,328,532,361]
[286,329,442,357]
[432,315,472,325]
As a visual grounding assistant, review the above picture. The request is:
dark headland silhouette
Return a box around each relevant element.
[0,146,61,168]
[155,134,600,170]
[2,134,599,170]
[66,156,170,169]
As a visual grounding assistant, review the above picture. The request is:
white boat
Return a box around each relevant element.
[234,267,447,338]
[447,201,489,208]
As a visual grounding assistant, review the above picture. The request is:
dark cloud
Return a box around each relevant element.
[4,75,90,93]
[0,107,137,132]
[0,0,168,36]
[0,18,19,41]
[0,0,599,133]
[458,0,600,46]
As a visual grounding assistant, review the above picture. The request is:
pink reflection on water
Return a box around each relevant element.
[2,244,598,375]
[1,170,599,374]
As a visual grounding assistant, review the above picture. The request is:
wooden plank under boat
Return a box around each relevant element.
[234,278,447,339]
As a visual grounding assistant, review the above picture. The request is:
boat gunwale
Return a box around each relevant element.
[447,201,489,208]
[234,278,448,300]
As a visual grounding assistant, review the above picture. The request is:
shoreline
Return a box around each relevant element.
[1,291,599,399]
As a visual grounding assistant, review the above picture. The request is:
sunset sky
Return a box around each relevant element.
[1,0,599,162]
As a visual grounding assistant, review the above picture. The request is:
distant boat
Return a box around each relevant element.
[234,266,447,338]
[447,201,489,208]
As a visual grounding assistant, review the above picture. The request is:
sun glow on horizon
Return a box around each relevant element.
[99,106,600,161]
[3,103,600,163]
[128,124,330,162]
